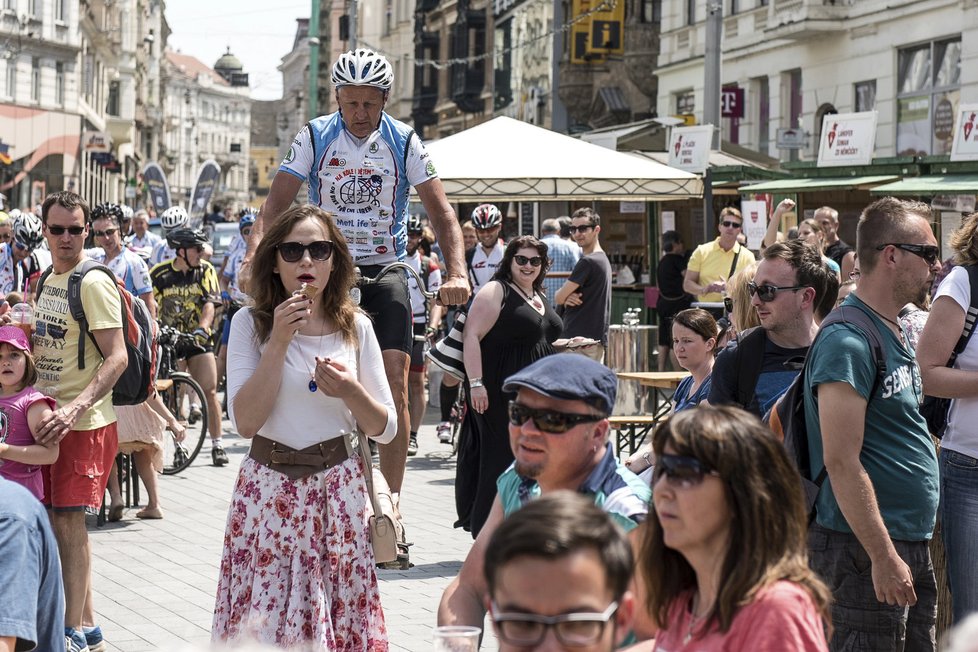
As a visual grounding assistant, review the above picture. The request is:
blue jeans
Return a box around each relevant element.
[940,448,978,623]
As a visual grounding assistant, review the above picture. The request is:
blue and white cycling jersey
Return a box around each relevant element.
[90,248,153,296]
[150,240,176,267]
[279,111,437,265]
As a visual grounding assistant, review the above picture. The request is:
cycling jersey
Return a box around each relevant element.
[405,251,442,323]
[221,248,249,304]
[150,259,221,334]
[0,243,50,296]
[225,234,246,262]
[468,242,504,295]
[149,240,176,266]
[279,111,437,265]
[91,249,152,297]
[128,231,162,257]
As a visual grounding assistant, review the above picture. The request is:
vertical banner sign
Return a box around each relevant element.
[950,104,978,161]
[189,159,221,224]
[668,125,713,173]
[741,199,768,250]
[141,162,171,214]
[816,111,878,167]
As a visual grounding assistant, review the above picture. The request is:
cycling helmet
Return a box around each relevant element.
[91,202,124,223]
[13,213,43,249]
[166,228,209,251]
[160,205,189,231]
[471,204,502,230]
[239,213,256,232]
[331,48,393,91]
[407,215,423,234]
[120,204,134,221]
[7,208,20,220]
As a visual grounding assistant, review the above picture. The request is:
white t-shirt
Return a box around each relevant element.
[405,251,442,323]
[226,309,396,449]
[469,242,504,295]
[935,265,978,459]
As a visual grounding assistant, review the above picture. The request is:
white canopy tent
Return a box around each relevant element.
[420,117,703,202]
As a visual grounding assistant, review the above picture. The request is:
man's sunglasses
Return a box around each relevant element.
[93,228,118,238]
[507,401,606,434]
[47,225,86,236]
[514,255,543,267]
[747,281,806,302]
[652,453,721,489]
[875,243,940,266]
[720,220,742,229]
[277,240,334,263]
[567,224,596,234]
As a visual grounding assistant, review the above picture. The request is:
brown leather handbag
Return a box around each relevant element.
[356,430,399,564]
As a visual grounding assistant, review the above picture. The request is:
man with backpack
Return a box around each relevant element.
[803,198,942,651]
[32,191,128,652]
[709,239,824,418]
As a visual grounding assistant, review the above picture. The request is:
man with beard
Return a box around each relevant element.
[438,355,649,629]
[803,197,942,651]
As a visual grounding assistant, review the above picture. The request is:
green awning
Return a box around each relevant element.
[739,175,899,194]
[869,175,978,195]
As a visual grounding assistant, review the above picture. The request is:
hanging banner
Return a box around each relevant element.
[141,162,171,214]
[668,125,713,173]
[189,159,221,225]
[741,199,768,250]
[816,111,877,167]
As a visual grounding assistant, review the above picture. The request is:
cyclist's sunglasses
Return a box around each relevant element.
[47,225,86,236]
[514,255,543,267]
[277,240,334,263]
[507,400,606,434]
[652,453,721,488]
[875,243,940,266]
[747,281,806,302]
[93,228,118,238]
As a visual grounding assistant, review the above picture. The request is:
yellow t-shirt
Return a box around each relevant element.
[686,238,757,303]
[34,261,123,430]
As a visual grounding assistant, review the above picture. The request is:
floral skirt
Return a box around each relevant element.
[212,454,388,650]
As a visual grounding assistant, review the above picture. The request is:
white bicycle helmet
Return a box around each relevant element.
[7,208,20,220]
[331,48,393,91]
[160,205,189,231]
[13,213,43,249]
[471,204,503,230]
[120,204,134,220]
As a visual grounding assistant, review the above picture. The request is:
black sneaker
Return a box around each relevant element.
[212,446,229,467]
[407,435,418,457]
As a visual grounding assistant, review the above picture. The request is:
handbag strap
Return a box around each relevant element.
[356,430,386,519]
[946,265,978,368]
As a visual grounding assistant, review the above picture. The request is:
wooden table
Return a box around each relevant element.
[616,371,690,389]
[611,371,691,455]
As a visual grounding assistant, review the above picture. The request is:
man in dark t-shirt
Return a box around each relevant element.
[555,207,612,362]
[817,206,855,279]
[655,230,693,370]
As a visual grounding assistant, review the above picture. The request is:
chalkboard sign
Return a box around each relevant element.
[520,203,536,236]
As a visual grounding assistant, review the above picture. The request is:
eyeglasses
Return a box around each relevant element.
[720,220,742,229]
[875,243,940,266]
[652,454,721,489]
[514,255,543,267]
[507,401,606,434]
[277,240,334,263]
[567,224,596,234]
[491,602,618,647]
[93,228,118,238]
[46,225,86,236]
[747,281,806,302]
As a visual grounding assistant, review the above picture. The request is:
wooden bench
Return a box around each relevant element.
[609,415,662,457]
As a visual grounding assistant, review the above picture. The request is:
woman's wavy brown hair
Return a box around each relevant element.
[247,205,359,347]
[950,211,978,266]
[491,235,551,293]
[640,405,831,636]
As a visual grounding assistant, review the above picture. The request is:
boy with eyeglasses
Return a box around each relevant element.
[683,207,756,319]
[438,354,649,631]
[484,491,636,652]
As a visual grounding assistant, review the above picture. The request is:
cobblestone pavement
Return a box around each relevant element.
[88,408,497,651]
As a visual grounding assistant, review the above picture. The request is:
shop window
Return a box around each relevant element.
[30,57,39,103]
[55,62,64,105]
[676,90,694,116]
[897,37,960,156]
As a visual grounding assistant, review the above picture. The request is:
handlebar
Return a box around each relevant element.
[356,262,437,300]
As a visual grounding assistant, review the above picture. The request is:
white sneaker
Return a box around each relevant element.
[437,422,452,444]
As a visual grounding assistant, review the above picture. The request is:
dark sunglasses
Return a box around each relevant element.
[47,225,86,236]
[875,243,940,266]
[720,220,742,229]
[514,254,543,267]
[567,224,596,234]
[507,401,606,434]
[93,228,118,238]
[652,453,721,489]
[747,281,806,302]
[277,240,334,263]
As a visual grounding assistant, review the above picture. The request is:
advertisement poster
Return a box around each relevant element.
[741,200,767,250]
[668,125,713,173]
[817,111,878,167]
[141,162,171,214]
[950,103,978,161]
[189,160,221,224]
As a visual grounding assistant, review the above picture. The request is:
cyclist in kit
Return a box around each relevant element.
[466,204,505,295]
[216,213,255,399]
[1,212,51,301]
[255,48,470,503]
[89,203,157,317]
[150,228,226,466]
[150,206,190,266]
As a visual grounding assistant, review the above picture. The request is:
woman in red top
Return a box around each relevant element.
[640,406,831,651]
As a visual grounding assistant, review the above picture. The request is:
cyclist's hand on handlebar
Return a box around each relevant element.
[438,276,471,306]
[192,327,211,347]
[314,357,359,400]
[271,294,311,343]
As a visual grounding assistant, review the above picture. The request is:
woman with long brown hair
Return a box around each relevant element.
[213,204,395,648]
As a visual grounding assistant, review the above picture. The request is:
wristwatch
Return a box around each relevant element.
[470,377,484,389]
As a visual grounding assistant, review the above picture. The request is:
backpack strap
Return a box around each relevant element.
[67,260,118,371]
[945,264,978,366]
[733,326,767,409]
[465,246,477,288]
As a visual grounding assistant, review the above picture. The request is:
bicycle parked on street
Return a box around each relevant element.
[157,324,210,475]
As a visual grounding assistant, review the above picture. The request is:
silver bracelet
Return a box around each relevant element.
[470,378,484,389]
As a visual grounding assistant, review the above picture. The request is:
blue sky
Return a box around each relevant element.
[165,1,309,100]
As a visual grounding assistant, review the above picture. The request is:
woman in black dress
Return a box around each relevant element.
[456,235,563,536]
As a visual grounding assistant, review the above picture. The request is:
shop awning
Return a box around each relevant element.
[869,175,978,195]
[738,175,899,194]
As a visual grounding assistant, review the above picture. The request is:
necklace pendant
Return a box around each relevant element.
[308,379,318,392]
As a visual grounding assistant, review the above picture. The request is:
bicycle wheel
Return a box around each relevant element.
[161,374,209,475]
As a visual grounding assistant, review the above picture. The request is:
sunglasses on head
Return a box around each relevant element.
[277,240,334,263]
[747,281,806,302]
[47,225,86,236]
[567,224,596,234]
[875,243,940,266]
[93,228,118,238]
[514,254,543,267]
[653,453,721,489]
[721,220,742,229]
[507,400,606,434]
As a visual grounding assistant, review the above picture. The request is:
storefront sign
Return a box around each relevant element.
[741,200,767,250]
[82,131,112,153]
[816,111,877,167]
[620,201,644,214]
[668,125,713,174]
[950,104,978,161]
[721,88,744,119]
[776,128,807,150]
[932,194,976,213]
[661,211,675,233]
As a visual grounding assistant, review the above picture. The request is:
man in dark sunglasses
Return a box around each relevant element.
[683,206,756,320]
[804,197,941,650]
[439,355,650,632]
